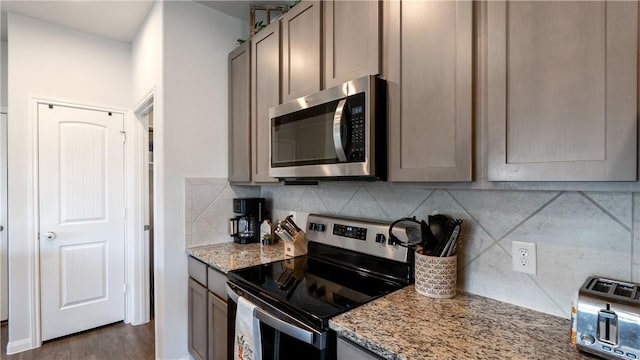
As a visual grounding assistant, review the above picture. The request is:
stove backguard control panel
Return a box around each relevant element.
[306,214,411,263]
[333,224,367,240]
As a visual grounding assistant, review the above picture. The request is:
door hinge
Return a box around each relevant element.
[120,131,126,143]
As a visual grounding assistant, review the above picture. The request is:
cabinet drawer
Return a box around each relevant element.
[188,256,207,286]
[207,267,228,300]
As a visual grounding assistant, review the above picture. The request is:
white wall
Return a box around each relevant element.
[1,41,7,108]
[6,13,131,353]
[159,2,244,358]
[131,1,165,358]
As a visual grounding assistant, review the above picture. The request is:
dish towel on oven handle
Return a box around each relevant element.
[234,296,262,360]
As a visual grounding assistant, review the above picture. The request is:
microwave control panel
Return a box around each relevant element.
[348,92,366,162]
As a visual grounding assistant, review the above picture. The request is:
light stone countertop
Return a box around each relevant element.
[329,285,599,360]
[188,243,597,359]
[186,241,287,274]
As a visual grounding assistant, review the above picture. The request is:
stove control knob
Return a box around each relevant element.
[580,333,595,345]
[309,223,326,232]
[375,233,386,244]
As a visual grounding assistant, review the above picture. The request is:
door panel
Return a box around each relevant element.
[324,0,380,88]
[39,104,125,341]
[0,113,7,321]
[60,242,107,307]
[228,42,252,182]
[487,1,638,181]
[281,1,321,101]
[59,122,107,222]
[386,0,473,181]
[251,22,279,183]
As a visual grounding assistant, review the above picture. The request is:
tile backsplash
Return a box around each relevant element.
[185,178,260,247]
[185,178,640,319]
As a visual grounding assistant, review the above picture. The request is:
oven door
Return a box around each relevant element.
[226,282,336,360]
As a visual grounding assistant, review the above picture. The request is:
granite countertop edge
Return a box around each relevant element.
[186,241,287,274]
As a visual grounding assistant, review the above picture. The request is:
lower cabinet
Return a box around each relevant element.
[188,257,229,360]
[188,278,208,360]
[337,337,382,360]
[208,292,227,360]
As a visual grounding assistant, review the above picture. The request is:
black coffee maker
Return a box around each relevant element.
[229,198,266,244]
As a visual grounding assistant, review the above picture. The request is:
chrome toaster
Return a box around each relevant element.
[571,276,640,359]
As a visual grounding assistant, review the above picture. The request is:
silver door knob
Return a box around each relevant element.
[44,231,57,240]
[0,225,3,232]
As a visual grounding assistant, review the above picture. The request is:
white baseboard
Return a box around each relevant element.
[6,337,36,355]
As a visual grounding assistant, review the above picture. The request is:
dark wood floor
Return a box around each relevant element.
[1,320,155,360]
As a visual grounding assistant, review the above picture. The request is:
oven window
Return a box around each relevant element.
[271,99,343,168]
[228,298,335,360]
[260,324,330,360]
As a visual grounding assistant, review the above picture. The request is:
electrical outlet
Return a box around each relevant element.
[512,241,536,275]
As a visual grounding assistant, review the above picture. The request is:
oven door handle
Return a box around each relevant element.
[333,99,348,162]
[226,284,325,349]
[254,306,315,345]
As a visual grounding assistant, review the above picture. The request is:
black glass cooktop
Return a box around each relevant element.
[227,255,406,330]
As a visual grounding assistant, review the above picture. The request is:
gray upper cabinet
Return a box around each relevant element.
[228,42,251,183]
[281,1,322,102]
[324,0,380,88]
[252,21,280,183]
[487,1,638,181]
[385,0,473,182]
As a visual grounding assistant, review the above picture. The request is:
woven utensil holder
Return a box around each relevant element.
[414,250,457,299]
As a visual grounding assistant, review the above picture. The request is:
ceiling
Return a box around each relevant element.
[1,1,154,42]
[0,1,293,43]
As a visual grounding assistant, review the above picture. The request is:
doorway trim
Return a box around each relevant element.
[14,96,129,353]
[127,89,155,326]
[1,109,8,322]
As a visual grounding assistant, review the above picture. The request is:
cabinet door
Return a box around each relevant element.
[188,278,208,360]
[487,1,638,181]
[337,337,381,360]
[208,292,227,360]
[251,22,280,183]
[228,42,251,183]
[281,1,321,101]
[386,0,473,182]
[324,0,380,88]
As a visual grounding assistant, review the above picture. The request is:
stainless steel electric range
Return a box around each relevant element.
[226,214,416,360]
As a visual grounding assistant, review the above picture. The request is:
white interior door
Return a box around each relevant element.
[1,112,7,321]
[39,104,125,341]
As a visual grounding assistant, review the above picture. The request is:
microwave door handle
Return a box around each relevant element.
[333,99,348,162]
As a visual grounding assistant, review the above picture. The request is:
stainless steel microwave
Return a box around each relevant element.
[269,75,386,180]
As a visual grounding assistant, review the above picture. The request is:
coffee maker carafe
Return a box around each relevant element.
[229,198,266,244]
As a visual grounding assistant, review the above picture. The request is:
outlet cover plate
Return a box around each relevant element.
[512,241,536,275]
